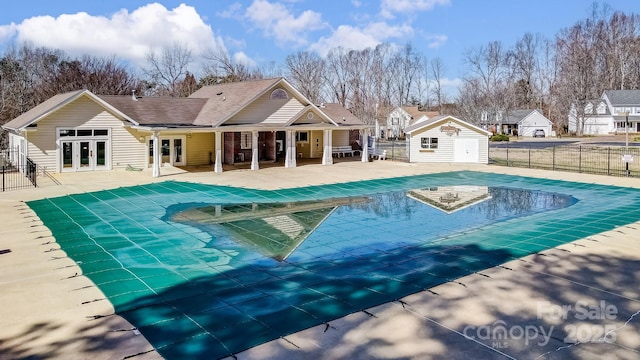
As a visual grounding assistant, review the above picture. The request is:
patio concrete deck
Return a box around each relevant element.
[1,161,638,359]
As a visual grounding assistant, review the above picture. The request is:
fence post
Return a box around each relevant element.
[528,146,531,168]
[579,145,582,173]
[2,166,4,192]
[552,146,556,171]
[607,147,610,176]
[506,142,509,166]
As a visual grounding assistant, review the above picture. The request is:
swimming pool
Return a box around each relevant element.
[28,171,640,359]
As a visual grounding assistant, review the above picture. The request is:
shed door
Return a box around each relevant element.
[454,138,479,163]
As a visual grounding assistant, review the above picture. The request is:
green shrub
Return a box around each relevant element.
[490,134,510,142]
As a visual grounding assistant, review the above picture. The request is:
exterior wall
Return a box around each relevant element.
[408,122,488,164]
[186,132,215,166]
[23,95,145,172]
[224,91,306,125]
[331,130,349,146]
[519,112,554,137]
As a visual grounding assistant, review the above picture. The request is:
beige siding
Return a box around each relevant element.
[24,95,145,172]
[186,133,215,166]
[225,92,306,125]
[331,130,349,146]
[409,123,488,163]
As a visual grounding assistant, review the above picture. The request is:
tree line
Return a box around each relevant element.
[1,3,639,141]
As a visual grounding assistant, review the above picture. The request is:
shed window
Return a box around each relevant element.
[240,132,252,149]
[421,137,438,149]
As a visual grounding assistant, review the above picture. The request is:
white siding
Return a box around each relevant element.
[225,92,306,125]
[24,95,145,172]
[409,121,488,164]
[519,112,554,137]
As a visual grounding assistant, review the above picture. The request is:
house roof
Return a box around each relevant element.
[320,103,363,126]
[3,77,367,132]
[405,114,491,135]
[190,78,288,126]
[99,95,207,126]
[603,90,640,106]
[2,90,137,131]
[402,106,439,120]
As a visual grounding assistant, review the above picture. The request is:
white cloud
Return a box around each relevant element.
[233,51,257,67]
[0,23,17,43]
[381,0,450,18]
[217,3,243,19]
[425,34,448,48]
[244,0,326,47]
[309,22,413,56]
[5,3,220,67]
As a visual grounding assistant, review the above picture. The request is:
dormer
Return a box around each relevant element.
[585,102,593,114]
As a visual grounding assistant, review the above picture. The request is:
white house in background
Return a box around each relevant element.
[569,90,640,135]
[479,109,553,136]
[377,106,438,139]
[405,115,491,164]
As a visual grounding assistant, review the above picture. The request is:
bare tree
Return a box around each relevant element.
[430,57,447,114]
[143,42,193,96]
[285,51,325,104]
[201,44,262,84]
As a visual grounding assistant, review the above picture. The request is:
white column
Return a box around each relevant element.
[251,130,259,170]
[214,131,223,173]
[152,131,161,177]
[322,129,333,165]
[361,129,369,162]
[285,130,297,168]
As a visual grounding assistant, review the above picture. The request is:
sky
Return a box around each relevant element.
[0,0,638,96]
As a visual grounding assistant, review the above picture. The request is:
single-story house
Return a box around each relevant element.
[2,78,370,177]
[376,106,439,139]
[405,115,491,163]
[480,109,553,136]
[568,90,640,135]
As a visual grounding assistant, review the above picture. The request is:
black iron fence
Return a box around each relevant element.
[1,148,38,191]
[489,143,640,177]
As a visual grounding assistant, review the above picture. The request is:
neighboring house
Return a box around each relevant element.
[405,115,491,164]
[569,90,640,135]
[479,109,553,136]
[377,106,438,139]
[2,78,369,177]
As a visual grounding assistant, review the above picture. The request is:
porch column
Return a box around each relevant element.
[214,131,223,173]
[285,130,296,168]
[361,129,369,162]
[152,131,161,177]
[322,129,333,165]
[251,130,259,170]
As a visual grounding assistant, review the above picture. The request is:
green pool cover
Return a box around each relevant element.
[27,171,640,359]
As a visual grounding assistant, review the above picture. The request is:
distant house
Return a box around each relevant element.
[480,109,553,137]
[377,106,439,139]
[569,90,640,135]
[405,115,491,164]
[2,78,369,177]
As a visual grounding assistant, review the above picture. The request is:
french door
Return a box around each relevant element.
[148,136,186,167]
[61,140,108,172]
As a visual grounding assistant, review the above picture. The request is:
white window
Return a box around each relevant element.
[421,137,438,149]
[240,132,252,149]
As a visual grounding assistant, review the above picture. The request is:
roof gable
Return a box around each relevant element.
[405,115,491,136]
[2,90,138,131]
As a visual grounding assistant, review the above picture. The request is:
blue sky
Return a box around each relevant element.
[0,0,637,94]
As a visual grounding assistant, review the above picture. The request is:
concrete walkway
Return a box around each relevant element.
[1,162,638,359]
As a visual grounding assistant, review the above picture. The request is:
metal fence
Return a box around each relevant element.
[489,143,640,177]
[1,148,37,191]
[370,139,409,161]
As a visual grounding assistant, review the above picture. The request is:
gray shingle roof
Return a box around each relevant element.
[604,90,640,106]
[503,109,536,125]
[99,96,206,126]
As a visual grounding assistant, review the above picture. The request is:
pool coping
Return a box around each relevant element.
[1,161,639,359]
